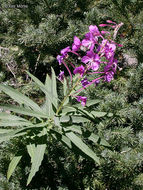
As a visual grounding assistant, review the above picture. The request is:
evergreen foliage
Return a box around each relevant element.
[0,0,143,189]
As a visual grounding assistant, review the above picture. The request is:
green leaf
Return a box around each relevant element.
[0,84,43,113]
[27,69,59,117]
[71,116,89,123]
[27,144,36,163]
[63,78,69,106]
[62,106,76,114]
[60,116,70,123]
[64,125,82,134]
[45,73,54,117]
[54,116,60,126]
[0,129,13,133]
[65,132,100,164]
[27,70,59,106]
[0,112,30,122]
[27,144,46,185]
[91,111,107,118]
[0,128,27,143]
[7,156,22,180]
[51,129,72,149]
[0,120,32,127]
[88,133,100,144]
[75,108,96,121]
[51,67,58,108]
[26,71,46,93]
[0,105,48,118]
[100,138,110,147]
[86,99,101,107]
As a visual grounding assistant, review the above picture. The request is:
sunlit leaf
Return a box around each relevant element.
[0,84,43,113]
[65,132,100,164]
[7,156,22,180]
[0,105,48,118]
[27,144,46,185]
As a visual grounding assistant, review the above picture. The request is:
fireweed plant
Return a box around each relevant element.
[0,21,123,186]
[57,20,123,109]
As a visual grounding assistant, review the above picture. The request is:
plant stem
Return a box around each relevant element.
[56,77,81,115]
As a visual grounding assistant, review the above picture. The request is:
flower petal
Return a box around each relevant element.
[82,39,91,47]
[82,56,90,64]
[74,36,81,45]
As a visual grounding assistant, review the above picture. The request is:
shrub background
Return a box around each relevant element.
[0,0,143,189]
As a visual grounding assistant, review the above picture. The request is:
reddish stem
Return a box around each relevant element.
[62,60,72,82]
[73,76,104,94]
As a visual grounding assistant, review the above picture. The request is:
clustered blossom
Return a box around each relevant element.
[57,20,123,106]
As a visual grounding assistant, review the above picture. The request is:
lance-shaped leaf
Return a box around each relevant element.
[26,71,47,93]
[0,105,48,118]
[100,138,110,147]
[51,67,58,108]
[88,133,100,144]
[91,111,107,118]
[27,144,46,185]
[0,113,33,127]
[85,99,101,107]
[0,120,32,127]
[0,129,13,134]
[0,84,43,113]
[7,156,22,180]
[63,78,69,106]
[27,144,36,163]
[0,128,27,143]
[64,125,82,134]
[0,112,30,122]
[65,132,100,164]
[27,69,59,112]
[51,129,72,149]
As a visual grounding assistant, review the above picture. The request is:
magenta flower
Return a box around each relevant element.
[58,71,64,81]
[82,51,100,71]
[57,46,71,65]
[89,25,101,37]
[101,31,110,35]
[106,20,116,24]
[81,32,97,51]
[105,42,116,59]
[104,71,114,82]
[81,78,89,87]
[76,96,87,106]
[72,36,81,51]
[73,65,85,76]
[57,55,63,65]
[60,46,71,56]
[95,79,100,86]
[56,21,123,104]
[104,59,117,82]
[97,40,116,60]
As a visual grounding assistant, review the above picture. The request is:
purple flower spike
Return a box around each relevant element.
[81,78,89,87]
[58,71,64,81]
[73,65,85,76]
[72,36,81,51]
[76,96,87,106]
[60,46,71,56]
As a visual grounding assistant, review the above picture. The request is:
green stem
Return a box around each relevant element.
[56,77,81,115]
